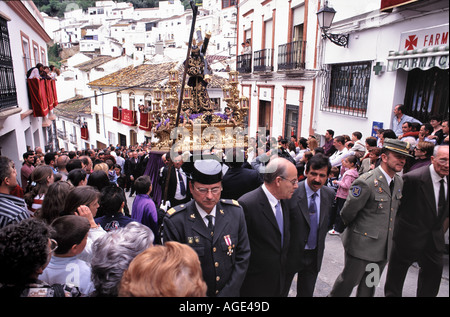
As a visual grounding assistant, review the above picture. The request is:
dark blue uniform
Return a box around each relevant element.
[163,198,250,297]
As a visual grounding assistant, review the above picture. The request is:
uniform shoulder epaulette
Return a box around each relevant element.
[220,199,240,207]
[361,170,374,180]
[166,204,187,216]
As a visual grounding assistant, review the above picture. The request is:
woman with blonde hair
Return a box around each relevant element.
[24,165,54,215]
[307,137,319,154]
[119,241,207,297]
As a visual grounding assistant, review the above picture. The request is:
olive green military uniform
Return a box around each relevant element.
[329,166,404,296]
[329,138,413,297]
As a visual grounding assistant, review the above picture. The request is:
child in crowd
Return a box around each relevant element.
[326,166,340,231]
[328,155,359,235]
[95,186,134,232]
[39,215,95,296]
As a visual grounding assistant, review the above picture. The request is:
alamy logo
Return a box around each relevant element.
[65,263,80,287]
[365,263,381,288]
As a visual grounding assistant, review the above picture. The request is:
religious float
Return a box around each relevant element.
[148,5,249,155]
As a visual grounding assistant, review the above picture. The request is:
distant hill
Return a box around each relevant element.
[33,0,162,18]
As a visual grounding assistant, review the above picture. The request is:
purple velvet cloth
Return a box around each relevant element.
[143,152,164,206]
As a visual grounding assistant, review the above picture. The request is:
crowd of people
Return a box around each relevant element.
[0,107,448,297]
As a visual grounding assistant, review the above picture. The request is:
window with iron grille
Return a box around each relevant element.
[0,17,17,111]
[321,62,371,118]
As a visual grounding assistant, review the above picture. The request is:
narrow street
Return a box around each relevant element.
[126,194,449,298]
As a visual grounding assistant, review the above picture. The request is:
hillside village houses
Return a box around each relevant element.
[43,0,239,151]
[1,0,448,189]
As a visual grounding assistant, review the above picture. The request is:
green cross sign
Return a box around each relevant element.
[373,62,384,75]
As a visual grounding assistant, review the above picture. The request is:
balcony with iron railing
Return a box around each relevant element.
[253,48,273,73]
[277,40,306,71]
[236,53,252,74]
[57,129,67,140]
[69,133,77,144]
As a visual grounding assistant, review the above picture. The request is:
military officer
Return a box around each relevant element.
[163,159,251,297]
[329,138,413,297]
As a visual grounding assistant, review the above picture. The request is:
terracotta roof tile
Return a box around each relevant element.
[88,62,229,89]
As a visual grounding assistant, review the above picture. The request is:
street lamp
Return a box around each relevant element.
[317,1,349,47]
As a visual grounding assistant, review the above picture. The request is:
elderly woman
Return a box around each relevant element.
[90,222,154,297]
[119,241,207,297]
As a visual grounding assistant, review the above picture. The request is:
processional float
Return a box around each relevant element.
[148,1,249,155]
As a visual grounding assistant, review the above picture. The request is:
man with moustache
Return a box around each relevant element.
[163,159,250,297]
[238,157,298,297]
[385,145,449,297]
[329,139,412,297]
[283,153,335,297]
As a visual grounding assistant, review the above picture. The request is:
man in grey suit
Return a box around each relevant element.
[329,138,413,297]
[283,153,335,297]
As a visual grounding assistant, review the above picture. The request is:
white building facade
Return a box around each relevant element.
[313,0,449,141]
[0,0,53,179]
[236,0,448,143]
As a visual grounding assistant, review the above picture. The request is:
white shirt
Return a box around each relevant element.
[261,183,280,219]
[195,202,217,227]
[329,147,349,167]
[378,165,394,187]
[174,167,187,200]
[429,164,448,214]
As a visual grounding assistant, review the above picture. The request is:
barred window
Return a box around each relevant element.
[321,62,371,118]
[0,17,17,111]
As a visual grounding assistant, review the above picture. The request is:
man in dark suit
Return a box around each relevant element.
[124,150,139,195]
[163,159,250,297]
[283,153,335,297]
[238,157,298,297]
[385,145,449,297]
[221,149,263,200]
[159,154,190,208]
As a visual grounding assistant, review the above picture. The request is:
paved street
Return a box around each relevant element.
[127,194,449,298]
[287,233,449,297]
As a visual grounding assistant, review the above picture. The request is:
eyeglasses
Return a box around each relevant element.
[415,147,423,151]
[50,239,58,253]
[193,186,222,195]
[280,176,298,185]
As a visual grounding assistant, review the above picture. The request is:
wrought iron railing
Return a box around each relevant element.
[320,62,371,118]
[236,53,252,74]
[253,48,273,72]
[278,40,306,71]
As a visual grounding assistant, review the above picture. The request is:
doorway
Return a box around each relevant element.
[258,100,271,132]
[404,68,449,123]
[284,104,298,138]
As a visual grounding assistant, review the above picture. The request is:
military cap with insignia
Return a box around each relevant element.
[189,159,223,184]
[382,138,413,157]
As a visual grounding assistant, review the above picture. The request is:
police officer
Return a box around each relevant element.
[329,138,413,297]
[163,159,251,297]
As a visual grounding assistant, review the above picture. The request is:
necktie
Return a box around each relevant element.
[177,169,186,196]
[206,215,214,236]
[438,179,446,216]
[275,201,284,247]
[307,192,318,249]
[390,179,395,195]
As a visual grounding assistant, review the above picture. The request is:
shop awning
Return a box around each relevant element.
[381,0,418,12]
[387,45,449,71]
